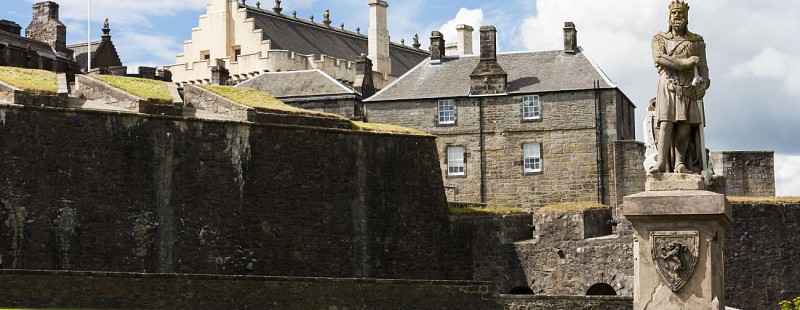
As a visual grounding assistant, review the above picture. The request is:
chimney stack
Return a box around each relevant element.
[368,0,391,75]
[354,54,376,98]
[0,20,22,36]
[469,25,507,95]
[563,21,577,54]
[429,31,445,62]
[456,24,474,55]
[25,1,67,53]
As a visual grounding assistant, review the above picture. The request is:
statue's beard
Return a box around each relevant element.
[671,19,687,31]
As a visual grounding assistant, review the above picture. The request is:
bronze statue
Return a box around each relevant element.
[649,0,709,174]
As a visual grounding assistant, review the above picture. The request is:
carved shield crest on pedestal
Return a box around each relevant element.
[651,230,699,291]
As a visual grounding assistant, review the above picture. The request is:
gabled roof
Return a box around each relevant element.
[67,40,101,70]
[242,4,427,77]
[0,30,67,61]
[365,49,617,102]
[236,69,357,98]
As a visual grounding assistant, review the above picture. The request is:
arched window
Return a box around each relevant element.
[586,283,616,295]
[508,286,534,295]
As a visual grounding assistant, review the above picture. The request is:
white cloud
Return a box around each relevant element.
[728,47,800,96]
[776,154,800,197]
[438,8,483,53]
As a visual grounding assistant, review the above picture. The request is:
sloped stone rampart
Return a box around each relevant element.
[0,101,458,280]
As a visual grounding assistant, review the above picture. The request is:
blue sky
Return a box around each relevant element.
[3,0,799,195]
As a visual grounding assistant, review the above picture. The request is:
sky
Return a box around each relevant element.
[3,0,799,196]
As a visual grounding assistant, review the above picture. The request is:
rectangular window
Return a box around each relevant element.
[438,100,455,124]
[522,95,541,120]
[447,146,465,176]
[523,143,542,173]
[200,50,210,61]
[233,46,242,61]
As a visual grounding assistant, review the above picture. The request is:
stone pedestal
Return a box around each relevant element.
[624,188,731,310]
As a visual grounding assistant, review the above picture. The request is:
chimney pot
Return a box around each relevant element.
[563,21,577,54]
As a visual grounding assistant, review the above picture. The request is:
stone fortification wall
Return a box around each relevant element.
[449,214,532,293]
[711,151,775,197]
[724,201,800,309]
[0,102,460,280]
[0,270,634,309]
[612,140,646,207]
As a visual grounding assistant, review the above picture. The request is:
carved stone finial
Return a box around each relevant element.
[412,33,421,49]
[102,18,111,37]
[310,15,314,22]
[241,0,246,5]
[401,39,405,45]
[340,22,345,30]
[256,1,260,9]
[292,10,297,18]
[323,9,331,26]
[273,0,283,14]
[356,27,360,34]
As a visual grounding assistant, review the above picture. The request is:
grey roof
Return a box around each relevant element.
[236,69,356,98]
[243,4,427,77]
[0,30,66,61]
[67,40,100,71]
[365,50,617,102]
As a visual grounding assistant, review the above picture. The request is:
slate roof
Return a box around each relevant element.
[67,40,100,71]
[0,29,68,61]
[236,69,357,98]
[243,4,428,77]
[365,49,617,102]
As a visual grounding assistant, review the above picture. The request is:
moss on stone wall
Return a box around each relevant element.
[0,66,57,95]
[352,121,430,136]
[729,196,800,205]
[92,75,173,104]
[448,205,527,215]
[538,201,606,213]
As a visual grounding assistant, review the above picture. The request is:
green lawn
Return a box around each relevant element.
[449,204,527,215]
[92,74,173,105]
[0,66,58,95]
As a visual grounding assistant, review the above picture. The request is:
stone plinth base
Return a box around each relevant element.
[646,173,705,191]
[623,190,731,310]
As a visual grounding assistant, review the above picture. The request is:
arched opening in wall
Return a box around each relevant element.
[508,286,534,295]
[586,283,616,296]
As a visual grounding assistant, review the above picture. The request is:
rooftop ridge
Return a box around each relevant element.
[241,3,426,55]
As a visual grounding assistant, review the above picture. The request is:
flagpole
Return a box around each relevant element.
[87,0,91,72]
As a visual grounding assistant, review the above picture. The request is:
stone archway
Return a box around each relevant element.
[586,283,616,295]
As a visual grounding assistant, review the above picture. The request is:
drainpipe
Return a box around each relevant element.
[594,80,605,205]
[479,99,486,203]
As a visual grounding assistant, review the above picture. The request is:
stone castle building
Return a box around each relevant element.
[366,24,642,210]
[0,2,75,74]
[165,0,427,88]
[67,19,123,73]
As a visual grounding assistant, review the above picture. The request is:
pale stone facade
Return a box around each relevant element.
[165,0,426,88]
[366,24,639,210]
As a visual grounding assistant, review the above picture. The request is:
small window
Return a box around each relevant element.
[447,146,465,176]
[522,95,540,120]
[200,50,210,61]
[438,100,455,124]
[523,143,542,173]
[233,46,242,61]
